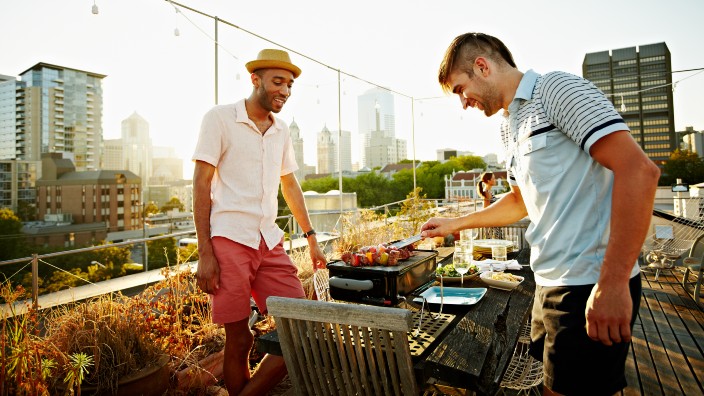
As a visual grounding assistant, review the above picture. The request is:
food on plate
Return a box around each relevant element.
[339,243,413,267]
[435,264,479,277]
[488,272,522,283]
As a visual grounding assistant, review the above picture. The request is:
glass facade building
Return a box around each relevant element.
[583,43,675,165]
[9,63,107,171]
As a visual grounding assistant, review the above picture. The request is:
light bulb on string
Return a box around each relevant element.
[620,95,626,112]
[91,0,99,14]
[173,5,180,36]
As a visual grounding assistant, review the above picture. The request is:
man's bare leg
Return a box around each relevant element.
[239,354,287,396]
[223,319,287,396]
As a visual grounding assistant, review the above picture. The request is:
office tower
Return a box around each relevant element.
[583,43,675,165]
[358,87,396,167]
[289,119,305,177]
[102,138,123,170]
[436,148,473,162]
[121,112,152,183]
[680,126,704,156]
[8,63,106,171]
[0,159,40,220]
[331,129,352,172]
[317,125,337,174]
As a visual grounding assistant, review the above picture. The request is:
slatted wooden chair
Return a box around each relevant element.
[267,296,418,396]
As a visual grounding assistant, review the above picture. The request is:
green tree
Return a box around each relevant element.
[160,197,185,213]
[144,201,160,217]
[661,149,704,186]
[453,155,487,171]
[0,208,24,261]
[148,237,179,269]
[300,176,339,194]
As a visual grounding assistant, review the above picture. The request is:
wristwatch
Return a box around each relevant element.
[303,229,316,238]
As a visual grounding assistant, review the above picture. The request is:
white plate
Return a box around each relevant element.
[480,271,524,290]
[473,239,515,249]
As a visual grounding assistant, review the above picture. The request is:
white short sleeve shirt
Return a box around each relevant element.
[192,99,298,250]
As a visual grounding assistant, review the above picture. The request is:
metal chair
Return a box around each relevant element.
[498,319,543,395]
[267,296,418,396]
[642,224,697,282]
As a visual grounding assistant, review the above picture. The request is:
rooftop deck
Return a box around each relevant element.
[626,269,704,395]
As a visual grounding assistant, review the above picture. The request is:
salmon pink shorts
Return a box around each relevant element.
[210,236,305,324]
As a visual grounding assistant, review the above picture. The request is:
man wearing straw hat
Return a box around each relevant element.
[192,48,327,395]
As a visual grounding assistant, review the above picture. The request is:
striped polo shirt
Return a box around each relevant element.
[502,70,640,286]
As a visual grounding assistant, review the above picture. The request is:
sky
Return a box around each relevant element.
[1,0,703,179]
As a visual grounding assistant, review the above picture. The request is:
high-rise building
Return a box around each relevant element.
[331,129,352,172]
[358,87,396,167]
[583,43,675,165]
[360,98,407,170]
[102,138,123,170]
[0,159,40,220]
[289,119,305,177]
[681,126,704,156]
[121,112,152,183]
[3,63,106,171]
[317,125,336,174]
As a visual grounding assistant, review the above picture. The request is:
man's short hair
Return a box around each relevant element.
[438,33,517,93]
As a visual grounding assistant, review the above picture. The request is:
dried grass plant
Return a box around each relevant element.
[44,292,164,394]
[0,283,59,395]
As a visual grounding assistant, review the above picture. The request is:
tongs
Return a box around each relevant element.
[388,234,422,249]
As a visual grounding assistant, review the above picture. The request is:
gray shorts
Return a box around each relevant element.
[529,275,641,395]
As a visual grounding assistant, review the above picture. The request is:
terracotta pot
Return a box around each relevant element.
[175,349,225,390]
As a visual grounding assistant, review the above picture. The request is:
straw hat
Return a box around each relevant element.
[245,49,301,78]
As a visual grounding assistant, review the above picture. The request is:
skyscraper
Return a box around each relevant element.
[9,63,106,171]
[358,87,396,168]
[289,118,305,178]
[121,111,152,183]
[317,125,336,174]
[331,129,352,172]
[583,43,675,165]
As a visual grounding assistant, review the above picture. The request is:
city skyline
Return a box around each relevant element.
[1,1,703,179]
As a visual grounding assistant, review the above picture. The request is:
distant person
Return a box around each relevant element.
[421,32,659,395]
[476,171,503,239]
[192,48,327,396]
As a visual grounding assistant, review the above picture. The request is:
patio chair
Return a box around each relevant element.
[498,319,543,395]
[681,234,704,304]
[642,224,697,281]
[267,296,418,396]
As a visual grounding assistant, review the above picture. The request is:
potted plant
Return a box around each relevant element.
[44,292,169,395]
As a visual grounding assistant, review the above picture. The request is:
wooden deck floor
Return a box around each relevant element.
[625,269,704,396]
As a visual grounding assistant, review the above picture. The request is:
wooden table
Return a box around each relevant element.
[256,248,535,396]
[416,248,535,395]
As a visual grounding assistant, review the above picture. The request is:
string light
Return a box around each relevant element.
[620,95,626,112]
[91,0,99,15]
[173,5,180,36]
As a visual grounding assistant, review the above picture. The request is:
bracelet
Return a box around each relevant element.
[303,229,316,238]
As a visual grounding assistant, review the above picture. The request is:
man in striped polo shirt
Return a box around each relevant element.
[421,33,660,395]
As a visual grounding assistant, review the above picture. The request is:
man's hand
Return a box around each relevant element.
[585,282,633,346]
[420,217,456,239]
[309,243,327,271]
[196,252,221,295]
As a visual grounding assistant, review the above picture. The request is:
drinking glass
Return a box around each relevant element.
[491,244,507,262]
[453,245,472,286]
